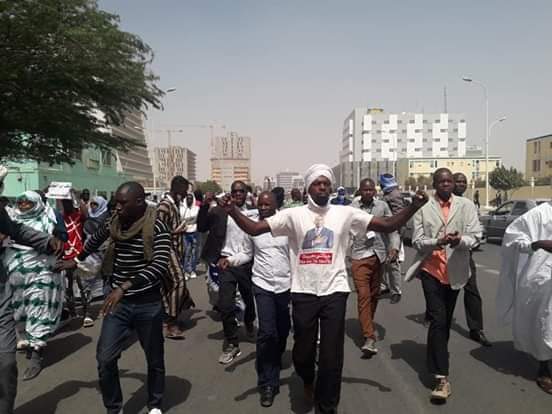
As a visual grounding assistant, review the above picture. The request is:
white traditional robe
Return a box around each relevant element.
[497,202,552,361]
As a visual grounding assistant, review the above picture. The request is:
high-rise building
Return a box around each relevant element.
[338,108,468,189]
[211,132,251,191]
[276,171,300,192]
[526,134,552,180]
[153,146,197,189]
[111,111,154,187]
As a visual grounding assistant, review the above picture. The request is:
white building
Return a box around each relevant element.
[276,171,300,192]
[152,146,196,190]
[211,132,251,191]
[339,108,467,189]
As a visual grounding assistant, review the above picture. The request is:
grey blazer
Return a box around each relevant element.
[404,194,482,289]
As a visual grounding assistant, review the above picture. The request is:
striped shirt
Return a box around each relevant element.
[81,218,171,301]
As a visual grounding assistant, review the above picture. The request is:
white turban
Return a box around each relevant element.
[304,164,335,190]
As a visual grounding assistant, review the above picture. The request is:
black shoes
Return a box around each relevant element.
[390,294,402,304]
[260,385,279,407]
[469,330,492,347]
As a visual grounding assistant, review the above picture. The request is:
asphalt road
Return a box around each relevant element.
[14,243,551,413]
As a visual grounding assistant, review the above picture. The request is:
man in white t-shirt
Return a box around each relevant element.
[220,164,428,414]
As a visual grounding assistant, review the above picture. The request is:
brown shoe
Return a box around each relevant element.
[431,377,451,401]
[537,376,552,394]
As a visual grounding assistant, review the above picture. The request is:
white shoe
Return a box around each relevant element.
[149,409,162,414]
[184,272,190,281]
[190,271,197,279]
[17,339,29,351]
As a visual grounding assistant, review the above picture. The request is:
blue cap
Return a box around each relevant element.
[379,173,398,193]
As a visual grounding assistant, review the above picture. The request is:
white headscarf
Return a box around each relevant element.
[89,196,108,218]
[304,164,335,191]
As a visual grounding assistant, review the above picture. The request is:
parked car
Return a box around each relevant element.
[480,199,549,242]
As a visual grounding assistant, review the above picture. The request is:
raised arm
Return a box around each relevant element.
[228,206,271,236]
[368,191,428,233]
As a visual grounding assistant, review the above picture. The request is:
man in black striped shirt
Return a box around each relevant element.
[60,182,171,414]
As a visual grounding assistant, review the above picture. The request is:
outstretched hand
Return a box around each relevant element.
[411,190,429,209]
[218,193,236,214]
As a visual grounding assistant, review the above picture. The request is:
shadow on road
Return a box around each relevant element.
[225,351,256,373]
[15,378,100,414]
[389,340,433,390]
[345,319,387,351]
[43,332,93,369]
[233,371,392,413]
[16,370,191,414]
[122,370,192,413]
[470,341,538,381]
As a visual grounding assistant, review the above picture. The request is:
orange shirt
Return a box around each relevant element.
[421,196,451,285]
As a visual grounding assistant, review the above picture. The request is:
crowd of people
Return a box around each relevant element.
[0,163,550,414]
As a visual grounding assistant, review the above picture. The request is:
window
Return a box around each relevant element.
[440,147,447,151]
[423,139,428,142]
[398,120,403,124]
[384,120,389,124]
[495,201,514,215]
[512,202,529,216]
[533,159,541,171]
[534,142,538,154]
[409,120,415,124]
[102,150,112,166]
[428,129,433,133]
[390,129,397,133]
[372,121,377,125]
[402,129,407,133]
[550,141,552,149]
[454,128,458,132]
[415,129,422,133]
[440,129,447,133]
[435,119,440,123]
[423,120,428,124]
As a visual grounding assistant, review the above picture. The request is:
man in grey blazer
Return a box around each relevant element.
[405,168,481,402]
[350,178,400,356]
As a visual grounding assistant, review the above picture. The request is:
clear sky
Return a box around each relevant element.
[100,0,552,183]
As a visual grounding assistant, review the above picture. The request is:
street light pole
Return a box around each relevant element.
[462,77,490,208]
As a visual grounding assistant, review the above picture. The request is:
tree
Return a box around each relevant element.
[195,180,222,194]
[0,0,163,165]
[489,166,526,199]
[404,177,417,190]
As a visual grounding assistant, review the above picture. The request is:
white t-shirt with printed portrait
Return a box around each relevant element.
[266,204,373,296]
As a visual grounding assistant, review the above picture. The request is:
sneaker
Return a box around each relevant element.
[82,316,94,328]
[189,271,197,279]
[184,272,190,281]
[149,409,163,414]
[361,338,378,356]
[218,344,241,364]
[17,339,30,352]
[390,293,402,304]
[431,377,451,401]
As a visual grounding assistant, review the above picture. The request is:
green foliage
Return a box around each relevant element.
[489,166,525,197]
[0,0,163,164]
[195,180,223,194]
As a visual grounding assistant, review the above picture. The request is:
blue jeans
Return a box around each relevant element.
[253,285,291,389]
[183,232,198,273]
[96,300,165,413]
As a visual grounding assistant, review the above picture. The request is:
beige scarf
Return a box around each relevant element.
[102,205,157,277]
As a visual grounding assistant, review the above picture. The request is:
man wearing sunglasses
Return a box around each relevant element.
[197,180,258,364]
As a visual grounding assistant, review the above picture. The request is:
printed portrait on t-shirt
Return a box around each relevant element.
[301,215,334,250]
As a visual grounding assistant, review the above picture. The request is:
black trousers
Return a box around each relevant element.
[0,352,17,414]
[292,292,348,413]
[218,262,256,346]
[421,272,459,376]
[464,254,483,331]
[96,300,165,413]
[253,285,291,389]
